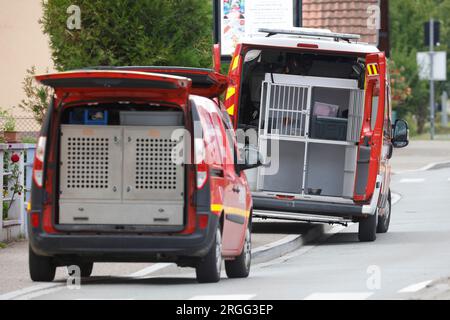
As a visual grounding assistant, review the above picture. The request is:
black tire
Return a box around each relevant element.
[69,262,94,278]
[196,225,222,283]
[80,262,94,278]
[377,191,392,234]
[358,211,378,242]
[29,246,56,282]
[225,222,251,279]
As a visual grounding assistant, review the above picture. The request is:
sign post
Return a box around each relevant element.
[418,19,446,140]
[429,18,435,140]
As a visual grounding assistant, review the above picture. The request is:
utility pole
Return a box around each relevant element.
[429,18,435,140]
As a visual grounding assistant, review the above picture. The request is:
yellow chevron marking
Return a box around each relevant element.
[232,55,240,71]
[368,63,379,76]
[227,104,235,116]
[226,86,236,100]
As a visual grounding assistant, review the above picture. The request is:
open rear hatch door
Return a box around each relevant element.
[36,70,192,230]
[35,70,192,105]
[83,67,229,98]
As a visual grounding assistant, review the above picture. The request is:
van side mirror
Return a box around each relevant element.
[213,44,221,74]
[236,146,265,173]
[392,119,409,149]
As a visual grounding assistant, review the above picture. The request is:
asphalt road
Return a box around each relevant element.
[5,165,450,300]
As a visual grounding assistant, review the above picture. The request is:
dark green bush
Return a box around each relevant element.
[41,0,213,70]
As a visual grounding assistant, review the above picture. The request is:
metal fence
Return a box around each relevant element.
[0,117,40,140]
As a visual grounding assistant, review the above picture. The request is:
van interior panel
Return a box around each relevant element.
[259,139,305,194]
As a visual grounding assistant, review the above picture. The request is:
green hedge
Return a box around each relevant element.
[41,0,213,70]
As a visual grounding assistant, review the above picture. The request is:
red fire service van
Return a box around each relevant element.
[221,28,409,242]
[28,67,262,283]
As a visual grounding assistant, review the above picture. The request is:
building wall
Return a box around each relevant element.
[0,0,53,118]
[303,0,380,45]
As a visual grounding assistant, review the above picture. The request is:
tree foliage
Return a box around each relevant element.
[18,66,52,125]
[40,0,214,71]
[390,0,450,133]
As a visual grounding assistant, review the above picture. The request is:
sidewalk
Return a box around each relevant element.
[391,140,450,173]
[412,278,450,300]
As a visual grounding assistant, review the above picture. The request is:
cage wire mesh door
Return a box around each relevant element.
[60,125,123,200]
[122,126,185,201]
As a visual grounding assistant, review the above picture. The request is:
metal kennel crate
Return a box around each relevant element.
[257,74,364,198]
[59,125,186,226]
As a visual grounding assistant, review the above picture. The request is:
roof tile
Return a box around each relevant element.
[303,0,379,43]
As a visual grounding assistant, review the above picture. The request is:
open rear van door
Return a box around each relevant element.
[354,53,387,204]
[36,70,192,106]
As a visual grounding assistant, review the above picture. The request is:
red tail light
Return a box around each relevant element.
[31,212,40,228]
[198,214,209,229]
[196,162,208,190]
[32,136,46,188]
[195,138,208,189]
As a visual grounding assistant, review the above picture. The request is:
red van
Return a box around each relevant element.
[29,67,261,283]
[221,28,409,242]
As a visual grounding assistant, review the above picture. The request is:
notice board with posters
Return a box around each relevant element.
[214,0,302,59]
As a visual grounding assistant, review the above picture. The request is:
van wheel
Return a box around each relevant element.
[69,262,94,278]
[29,246,56,282]
[358,212,377,242]
[196,225,222,283]
[225,223,252,279]
[377,191,392,234]
[80,262,94,277]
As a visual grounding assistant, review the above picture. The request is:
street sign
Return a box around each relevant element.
[424,21,440,46]
[213,0,301,58]
[417,51,447,81]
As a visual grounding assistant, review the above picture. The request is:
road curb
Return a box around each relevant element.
[393,160,450,175]
[252,224,333,265]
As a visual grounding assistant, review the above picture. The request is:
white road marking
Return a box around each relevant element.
[189,294,255,301]
[16,286,67,300]
[399,178,425,184]
[391,192,402,206]
[447,178,450,182]
[398,280,432,293]
[303,292,374,300]
[127,263,173,278]
[0,283,63,300]
[76,298,135,300]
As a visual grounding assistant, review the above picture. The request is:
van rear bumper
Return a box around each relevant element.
[29,213,219,263]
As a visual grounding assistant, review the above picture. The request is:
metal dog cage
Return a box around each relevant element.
[257,74,365,198]
[59,124,186,226]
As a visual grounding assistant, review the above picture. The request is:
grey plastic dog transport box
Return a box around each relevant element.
[120,111,184,126]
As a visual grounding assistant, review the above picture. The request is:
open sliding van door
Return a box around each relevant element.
[354,53,387,206]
